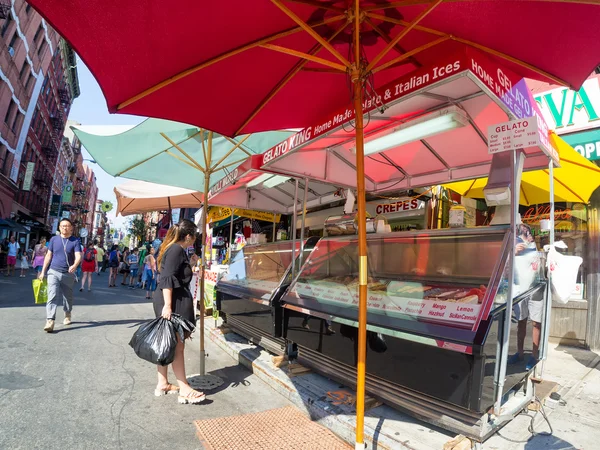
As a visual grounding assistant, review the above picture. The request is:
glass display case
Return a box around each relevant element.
[216,237,319,353]
[281,227,546,439]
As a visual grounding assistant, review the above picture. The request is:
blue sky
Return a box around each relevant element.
[67,60,145,229]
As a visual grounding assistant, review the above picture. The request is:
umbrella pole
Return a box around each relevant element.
[229,213,234,260]
[168,197,172,226]
[199,175,210,376]
[352,1,367,447]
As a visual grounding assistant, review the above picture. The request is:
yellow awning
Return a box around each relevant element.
[444,133,600,205]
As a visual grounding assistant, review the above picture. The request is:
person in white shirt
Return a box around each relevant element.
[6,235,19,277]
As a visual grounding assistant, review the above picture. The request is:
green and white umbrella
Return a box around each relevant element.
[72,118,293,382]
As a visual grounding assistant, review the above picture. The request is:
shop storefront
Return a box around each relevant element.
[298,196,429,236]
[534,74,600,349]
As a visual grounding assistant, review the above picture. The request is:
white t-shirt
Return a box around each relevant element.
[8,242,19,257]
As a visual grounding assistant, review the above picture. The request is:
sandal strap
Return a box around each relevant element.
[185,389,204,399]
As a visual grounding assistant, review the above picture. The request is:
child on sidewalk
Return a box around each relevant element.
[20,251,29,277]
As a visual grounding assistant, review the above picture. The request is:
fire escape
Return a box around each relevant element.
[58,88,70,106]
[0,1,11,20]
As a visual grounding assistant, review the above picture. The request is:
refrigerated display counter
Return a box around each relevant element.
[281,226,546,440]
[216,237,319,355]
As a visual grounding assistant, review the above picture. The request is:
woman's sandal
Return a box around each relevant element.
[154,383,180,397]
[178,389,206,404]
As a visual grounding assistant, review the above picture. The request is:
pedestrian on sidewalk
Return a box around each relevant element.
[127,248,140,289]
[153,219,205,404]
[19,251,29,277]
[108,245,120,287]
[120,248,131,286]
[95,242,104,275]
[39,218,82,333]
[33,237,48,274]
[144,247,157,299]
[80,242,97,292]
[6,235,19,277]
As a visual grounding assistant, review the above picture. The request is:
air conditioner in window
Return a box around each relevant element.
[8,46,14,57]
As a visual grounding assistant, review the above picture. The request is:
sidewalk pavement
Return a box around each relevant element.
[0,273,293,450]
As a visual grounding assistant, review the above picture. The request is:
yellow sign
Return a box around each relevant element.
[208,207,280,223]
[235,209,281,223]
[207,207,232,223]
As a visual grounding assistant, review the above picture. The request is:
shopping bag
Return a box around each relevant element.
[32,279,48,304]
[546,244,583,304]
[129,314,195,366]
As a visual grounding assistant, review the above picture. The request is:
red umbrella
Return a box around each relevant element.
[28,0,600,445]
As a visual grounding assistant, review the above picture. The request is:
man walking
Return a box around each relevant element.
[39,218,82,332]
[95,242,104,275]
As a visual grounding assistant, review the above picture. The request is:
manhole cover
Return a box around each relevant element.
[188,374,224,390]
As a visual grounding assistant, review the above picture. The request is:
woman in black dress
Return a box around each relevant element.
[153,219,205,404]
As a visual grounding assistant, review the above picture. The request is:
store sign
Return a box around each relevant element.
[208,206,281,224]
[22,162,35,191]
[522,205,579,223]
[61,211,70,219]
[375,198,424,215]
[562,129,600,161]
[49,195,61,217]
[208,168,238,197]
[534,76,600,135]
[261,47,553,168]
[208,207,233,223]
[62,183,73,203]
[488,117,559,164]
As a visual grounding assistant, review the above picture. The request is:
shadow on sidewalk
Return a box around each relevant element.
[52,318,146,333]
[524,434,578,450]
[556,343,599,370]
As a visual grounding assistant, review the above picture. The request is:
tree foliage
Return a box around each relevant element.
[128,216,147,244]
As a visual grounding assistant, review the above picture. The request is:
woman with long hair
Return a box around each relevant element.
[153,219,204,404]
[80,241,97,292]
[144,247,157,299]
[33,237,48,274]
[108,244,121,287]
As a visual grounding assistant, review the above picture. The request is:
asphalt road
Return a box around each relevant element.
[0,270,291,450]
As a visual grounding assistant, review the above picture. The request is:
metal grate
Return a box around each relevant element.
[194,406,352,450]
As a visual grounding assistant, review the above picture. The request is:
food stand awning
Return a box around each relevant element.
[258,49,555,193]
[208,155,343,214]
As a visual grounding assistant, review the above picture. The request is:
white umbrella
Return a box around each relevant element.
[114,180,203,217]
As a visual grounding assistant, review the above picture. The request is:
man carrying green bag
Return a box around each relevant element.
[32,279,48,304]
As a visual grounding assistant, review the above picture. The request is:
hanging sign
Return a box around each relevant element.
[22,162,35,191]
[62,183,73,203]
[208,207,233,223]
[208,206,281,224]
[374,198,424,215]
[235,209,281,223]
[49,195,61,217]
[488,117,559,165]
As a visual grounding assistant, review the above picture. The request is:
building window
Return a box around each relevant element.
[1,12,12,38]
[33,24,43,44]
[4,99,16,127]
[37,40,46,57]
[8,31,19,57]
[1,147,14,177]
[25,5,32,15]
[19,61,28,80]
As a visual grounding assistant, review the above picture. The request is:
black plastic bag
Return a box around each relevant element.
[129,314,195,366]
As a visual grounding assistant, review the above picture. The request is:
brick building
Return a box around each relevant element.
[0,2,79,245]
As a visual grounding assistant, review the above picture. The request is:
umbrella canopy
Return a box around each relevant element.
[114,180,203,216]
[30,1,600,445]
[443,133,600,205]
[28,1,600,136]
[72,118,293,191]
